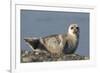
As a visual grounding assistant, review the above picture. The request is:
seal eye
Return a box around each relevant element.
[71,27,74,29]
[76,27,79,30]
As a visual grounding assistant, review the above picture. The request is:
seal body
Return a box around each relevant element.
[24,24,80,55]
[40,34,65,55]
[63,33,79,54]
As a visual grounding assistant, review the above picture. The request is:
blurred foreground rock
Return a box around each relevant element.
[21,50,89,63]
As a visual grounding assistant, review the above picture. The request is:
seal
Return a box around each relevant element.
[24,24,80,56]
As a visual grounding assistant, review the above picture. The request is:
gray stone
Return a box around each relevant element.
[21,50,89,63]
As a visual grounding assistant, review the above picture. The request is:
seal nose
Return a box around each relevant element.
[74,29,77,33]
[73,27,79,33]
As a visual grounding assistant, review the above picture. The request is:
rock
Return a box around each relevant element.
[21,50,89,63]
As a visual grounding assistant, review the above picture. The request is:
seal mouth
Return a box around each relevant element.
[73,29,78,34]
[73,27,79,34]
